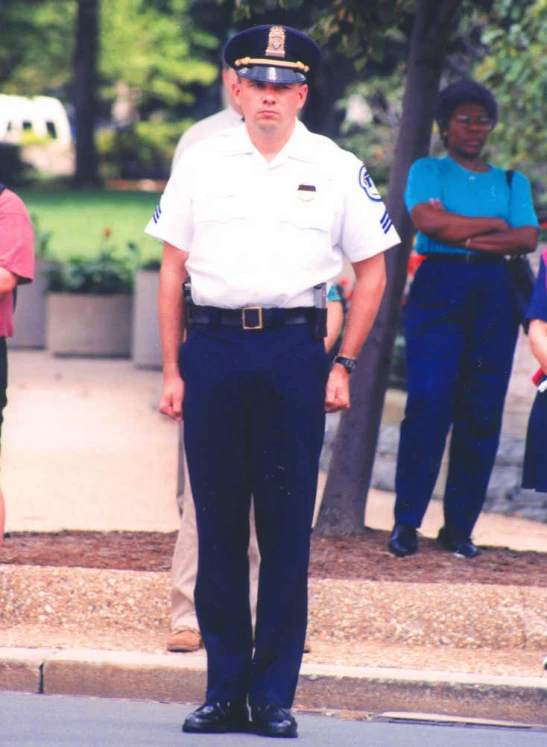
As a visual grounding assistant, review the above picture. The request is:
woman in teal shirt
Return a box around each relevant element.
[389,80,539,559]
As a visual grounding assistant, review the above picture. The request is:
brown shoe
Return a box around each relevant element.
[167,627,203,652]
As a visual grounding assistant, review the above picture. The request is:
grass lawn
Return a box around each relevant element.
[17,187,163,263]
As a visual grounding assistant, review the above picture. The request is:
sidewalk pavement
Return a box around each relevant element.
[1,350,546,725]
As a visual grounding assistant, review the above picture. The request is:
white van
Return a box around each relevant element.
[0,94,72,147]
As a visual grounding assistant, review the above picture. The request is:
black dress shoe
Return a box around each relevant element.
[251,705,298,738]
[388,523,418,557]
[182,701,249,733]
[437,526,481,558]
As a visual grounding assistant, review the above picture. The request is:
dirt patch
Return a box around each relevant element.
[2,528,545,586]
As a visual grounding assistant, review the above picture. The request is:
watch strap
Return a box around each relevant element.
[333,355,357,374]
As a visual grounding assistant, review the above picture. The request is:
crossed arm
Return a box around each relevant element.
[411,200,538,255]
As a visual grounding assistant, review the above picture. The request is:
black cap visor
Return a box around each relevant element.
[237,65,306,84]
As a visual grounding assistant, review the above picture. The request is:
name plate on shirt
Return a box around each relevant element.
[297,184,317,202]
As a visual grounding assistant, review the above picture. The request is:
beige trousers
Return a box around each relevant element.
[171,429,260,632]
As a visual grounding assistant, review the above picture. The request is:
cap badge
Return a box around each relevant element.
[265,26,286,59]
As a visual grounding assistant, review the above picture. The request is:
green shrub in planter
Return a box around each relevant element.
[45,230,139,357]
[46,250,135,294]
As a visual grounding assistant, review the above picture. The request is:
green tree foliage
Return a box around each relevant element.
[0,0,220,180]
[100,0,218,109]
[476,0,547,216]
[232,0,411,61]
[0,0,218,109]
[0,1,75,93]
[336,0,547,215]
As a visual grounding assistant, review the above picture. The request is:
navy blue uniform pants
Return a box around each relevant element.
[394,258,519,542]
[180,323,328,707]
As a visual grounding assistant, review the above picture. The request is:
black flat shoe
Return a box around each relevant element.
[388,523,418,557]
[437,526,481,558]
[251,705,298,738]
[182,701,249,733]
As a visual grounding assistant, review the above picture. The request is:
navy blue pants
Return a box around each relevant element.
[394,258,519,542]
[180,323,328,707]
[522,390,547,492]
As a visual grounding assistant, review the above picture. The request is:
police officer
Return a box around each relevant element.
[146,25,399,738]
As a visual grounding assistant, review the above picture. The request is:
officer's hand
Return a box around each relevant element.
[324,366,350,412]
[159,375,185,422]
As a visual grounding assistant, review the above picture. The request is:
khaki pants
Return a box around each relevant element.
[171,429,260,632]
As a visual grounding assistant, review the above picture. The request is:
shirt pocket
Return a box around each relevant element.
[275,198,332,234]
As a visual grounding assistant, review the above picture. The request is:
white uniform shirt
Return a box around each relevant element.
[172,106,243,169]
[146,120,400,309]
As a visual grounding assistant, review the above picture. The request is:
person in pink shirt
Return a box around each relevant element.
[0,184,35,548]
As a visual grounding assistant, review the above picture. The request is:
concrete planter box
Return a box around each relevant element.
[47,293,133,357]
[131,269,161,369]
[9,259,57,349]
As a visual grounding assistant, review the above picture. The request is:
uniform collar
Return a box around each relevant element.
[218,119,316,163]
[217,123,254,156]
[282,120,317,163]
[225,105,245,124]
[268,120,317,166]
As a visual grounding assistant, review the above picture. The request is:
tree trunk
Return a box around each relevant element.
[315,0,464,536]
[73,0,100,186]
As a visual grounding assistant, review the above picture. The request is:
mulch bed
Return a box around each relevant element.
[2,528,545,587]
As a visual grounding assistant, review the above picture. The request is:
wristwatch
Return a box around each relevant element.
[333,355,357,374]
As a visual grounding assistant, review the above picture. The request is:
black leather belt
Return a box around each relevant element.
[425,252,506,265]
[189,305,315,330]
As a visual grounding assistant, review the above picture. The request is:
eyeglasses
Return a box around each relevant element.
[453,114,493,130]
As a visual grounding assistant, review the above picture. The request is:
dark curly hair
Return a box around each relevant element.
[435,80,498,136]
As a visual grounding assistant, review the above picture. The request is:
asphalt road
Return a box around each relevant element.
[1,693,546,747]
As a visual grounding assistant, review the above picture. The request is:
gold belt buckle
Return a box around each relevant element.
[242,306,263,330]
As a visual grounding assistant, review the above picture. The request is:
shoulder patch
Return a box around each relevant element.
[359,165,382,202]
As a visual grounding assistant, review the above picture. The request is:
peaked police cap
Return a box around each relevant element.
[223,25,320,84]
